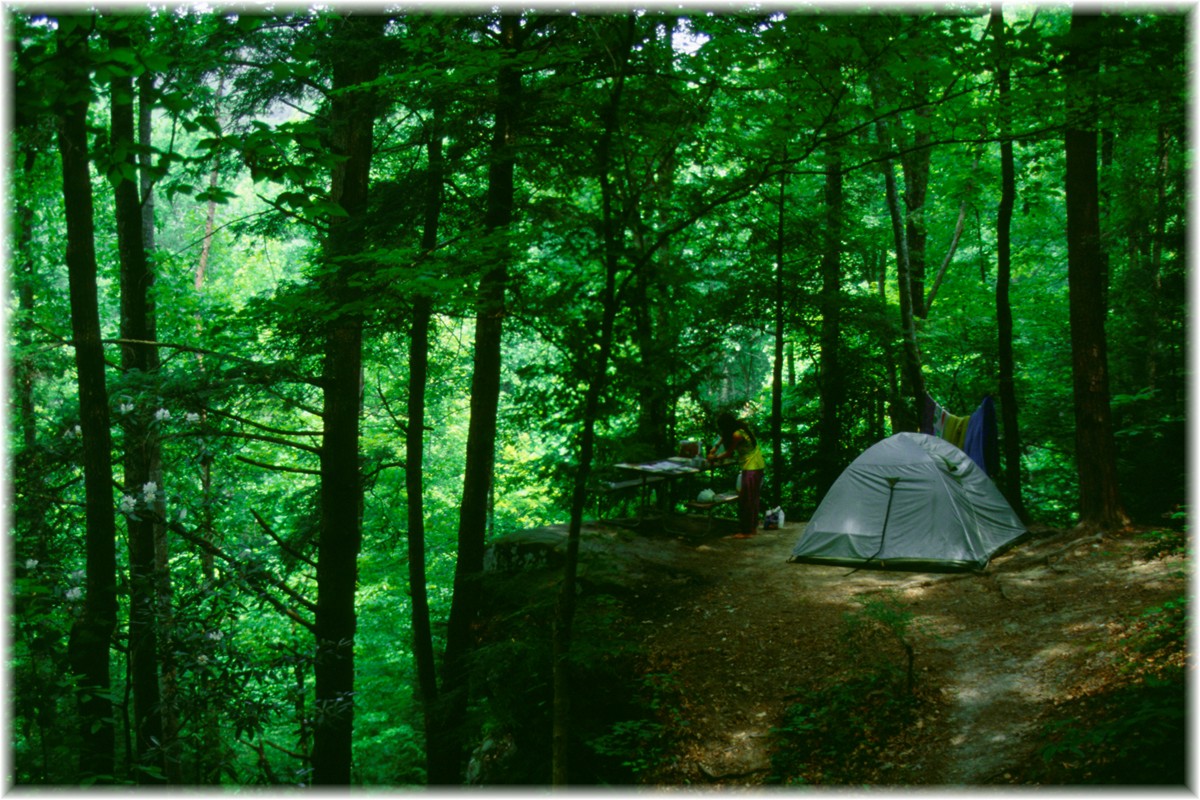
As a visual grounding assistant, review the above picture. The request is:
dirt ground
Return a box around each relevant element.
[605,514,1189,787]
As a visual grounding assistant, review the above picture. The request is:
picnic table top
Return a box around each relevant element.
[614,456,711,476]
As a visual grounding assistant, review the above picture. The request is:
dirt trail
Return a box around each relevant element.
[624,517,1188,786]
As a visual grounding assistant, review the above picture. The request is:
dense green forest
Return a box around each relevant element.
[7,3,1187,787]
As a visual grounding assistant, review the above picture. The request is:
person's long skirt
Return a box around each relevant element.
[739,469,764,535]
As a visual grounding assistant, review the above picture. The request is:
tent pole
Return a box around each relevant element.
[846,477,900,575]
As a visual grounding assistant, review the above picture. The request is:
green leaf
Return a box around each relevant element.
[196,114,223,135]
[195,186,237,204]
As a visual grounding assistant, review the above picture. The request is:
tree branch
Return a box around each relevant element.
[235,455,321,475]
[924,152,981,316]
[206,406,322,438]
[364,461,407,481]
[101,338,320,388]
[254,192,328,233]
[184,428,322,455]
[373,383,410,436]
[250,508,317,570]
[237,737,281,783]
[261,737,311,762]
[169,210,271,256]
[166,518,317,629]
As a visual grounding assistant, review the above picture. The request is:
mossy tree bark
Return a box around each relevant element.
[107,23,166,782]
[57,15,119,782]
[312,12,385,785]
[433,13,521,785]
[1063,12,1129,531]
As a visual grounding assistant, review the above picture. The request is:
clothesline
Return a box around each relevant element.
[921,393,998,477]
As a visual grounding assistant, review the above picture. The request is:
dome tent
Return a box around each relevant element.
[790,432,1027,572]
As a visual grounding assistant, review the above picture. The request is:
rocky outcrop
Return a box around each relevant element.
[484,516,734,596]
[472,516,737,785]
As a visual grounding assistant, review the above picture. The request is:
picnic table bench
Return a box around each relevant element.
[594,474,666,518]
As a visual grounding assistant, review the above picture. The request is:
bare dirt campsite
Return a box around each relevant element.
[492,514,1189,786]
[648,520,1186,785]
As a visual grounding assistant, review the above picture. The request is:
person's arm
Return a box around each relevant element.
[708,432,739,462]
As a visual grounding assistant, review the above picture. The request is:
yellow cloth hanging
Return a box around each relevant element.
[943,414,970,449]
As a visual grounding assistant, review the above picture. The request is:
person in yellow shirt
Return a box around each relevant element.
[708,412,766,539]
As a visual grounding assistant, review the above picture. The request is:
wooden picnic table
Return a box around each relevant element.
[609,456,733,523]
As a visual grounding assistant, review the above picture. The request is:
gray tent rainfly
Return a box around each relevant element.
[790,432,1027,572]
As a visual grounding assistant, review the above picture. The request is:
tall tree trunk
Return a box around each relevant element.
[433,13,521,785]
[902,114,932,319]
[875,249,903,434]
[13,142,65,783]
[816,146,844,499]
[57,16,119,781]
[138,70,155,254]
[631,250,670,456]
[1064,11,1129,531]
[770,161,786,507]
[992,5,1027,519]
[409,92,445,780]
[195,74,225,292]
[630,18,681,463]
[631,22,676,463]
[1140,122,1169,391]
[312,14,384,785]
[138,64,183,785]
[192,74,222,589]
[185,74,223,784]
[108,26,165,783]
[553,16,632,784]
[14,145,39,452]
[897,21,934,320]
[871,74,925,431]
[13,144,41,533]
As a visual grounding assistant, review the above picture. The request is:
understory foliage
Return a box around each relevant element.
[1031,594,1188,785]
[467,573,651,784]
[769,672,924,785]
[587,671,685,781]
[1035,526,1188,785]
[7,4,1188,787]
[769,583,1189,786]
[768,591,926,785]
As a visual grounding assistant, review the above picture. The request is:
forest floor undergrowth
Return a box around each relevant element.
[604,513,1189,787]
